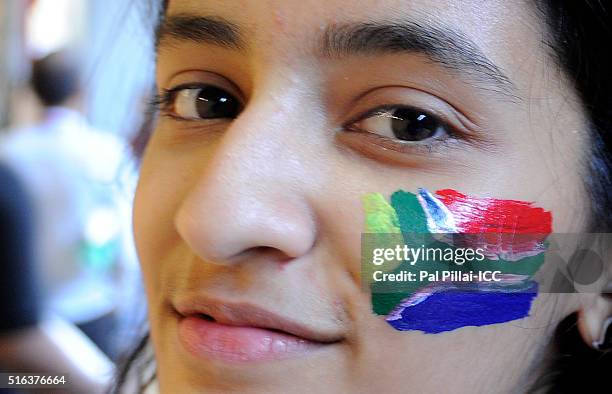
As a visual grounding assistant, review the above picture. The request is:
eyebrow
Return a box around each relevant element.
[321,22,517,99]
[157,14,518,100]
[156,14,245,50]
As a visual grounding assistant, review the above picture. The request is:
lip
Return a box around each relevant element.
[174,296,343,363]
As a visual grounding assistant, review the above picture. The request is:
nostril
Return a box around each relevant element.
[242,246,293,261]
[197,313,215,322]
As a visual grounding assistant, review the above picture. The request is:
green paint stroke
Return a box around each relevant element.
[391,190,428,234]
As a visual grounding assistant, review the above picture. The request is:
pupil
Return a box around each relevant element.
[196,86,240,119]
[390,107,439,141]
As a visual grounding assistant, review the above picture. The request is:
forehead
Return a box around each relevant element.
[163,0,542,92]
[165,0,536,44]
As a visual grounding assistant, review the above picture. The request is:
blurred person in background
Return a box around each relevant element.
[0,49,129,384]
[0,161,110,393]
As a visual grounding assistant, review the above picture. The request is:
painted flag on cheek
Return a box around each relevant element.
[363,188,553,334]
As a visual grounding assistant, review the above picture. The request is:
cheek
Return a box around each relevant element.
[133,153,190,287]
[316,195,365,273]
[133,181,163,293]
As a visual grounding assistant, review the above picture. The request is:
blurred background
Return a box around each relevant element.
[0,0,156,391]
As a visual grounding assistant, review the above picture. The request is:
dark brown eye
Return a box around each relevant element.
[350,106,447,142]
[388,107,442,141]
[170,85,241,120]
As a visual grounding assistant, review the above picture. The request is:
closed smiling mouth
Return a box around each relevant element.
[173,296,345,363]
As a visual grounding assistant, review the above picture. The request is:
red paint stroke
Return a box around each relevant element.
[435,189,552,258]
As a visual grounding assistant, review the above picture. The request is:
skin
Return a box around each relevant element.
[133,0,612,393]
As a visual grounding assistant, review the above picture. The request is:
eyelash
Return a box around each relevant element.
[152,83,470,154]
[150,90,175,118]
[151,84,220,121]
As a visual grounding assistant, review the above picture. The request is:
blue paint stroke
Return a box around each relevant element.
[386,282,538,334]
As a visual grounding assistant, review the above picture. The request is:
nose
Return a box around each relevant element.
[174,91,318,265]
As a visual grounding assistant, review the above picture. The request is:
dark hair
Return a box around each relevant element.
[527,1,612,392]
[536,1,612,234]
[30,51,80,107]
[116,1,612,392]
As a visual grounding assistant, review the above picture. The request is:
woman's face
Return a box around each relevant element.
[134,0,590,392]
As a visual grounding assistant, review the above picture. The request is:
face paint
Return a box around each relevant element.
[362,193,401,233]
[434,188,552,234]
[417,188,551,261]
[363,188,552,334]
[386,282,539,334]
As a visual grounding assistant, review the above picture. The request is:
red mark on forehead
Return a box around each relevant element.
[273,9,286,32]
